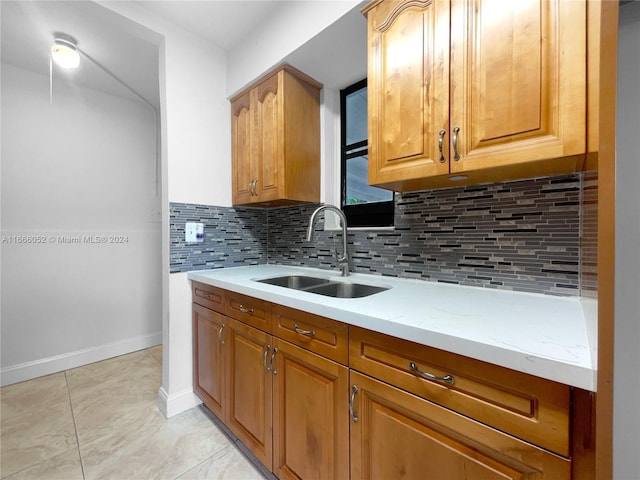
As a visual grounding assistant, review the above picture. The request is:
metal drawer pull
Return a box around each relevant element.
[218,324,225,344]
[349,385,359,423]
[249,178,258,196]
[452,126,461,161]
[293,323,316,337]
[409,362,455,385]
[238,305,254,314]
[438,129,446,163]
[270,347,278,375]
[263,345,271,372]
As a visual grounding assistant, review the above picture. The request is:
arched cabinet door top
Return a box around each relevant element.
[372,0,433,32]
[232,93,251,117]
[255,75,279,104]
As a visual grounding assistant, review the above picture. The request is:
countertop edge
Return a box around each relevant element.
[187,266,596,391]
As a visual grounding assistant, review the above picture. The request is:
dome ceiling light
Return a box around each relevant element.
[51,34,80,69]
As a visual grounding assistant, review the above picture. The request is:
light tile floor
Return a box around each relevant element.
[0,347,270,480]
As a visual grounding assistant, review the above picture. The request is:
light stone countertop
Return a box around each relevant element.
[187,264,596,391]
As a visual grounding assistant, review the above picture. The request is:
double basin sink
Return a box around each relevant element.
[256,275,389,299]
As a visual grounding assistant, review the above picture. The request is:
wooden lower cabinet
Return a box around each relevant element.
[193,303,225,419]
[193,287,577,480]
[226,318,273,470]
[223,317,351,478]
[349,371,570,480]
[272,338,350,480]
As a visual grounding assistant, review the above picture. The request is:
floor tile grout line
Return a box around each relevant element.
[64,370,86,480]
[170,443,235,480]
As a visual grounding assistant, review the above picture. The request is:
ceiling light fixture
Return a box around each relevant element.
[51,35,80,69]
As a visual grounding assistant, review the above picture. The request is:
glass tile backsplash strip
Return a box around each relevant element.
[170,203,267,272]
[171,174,581,296]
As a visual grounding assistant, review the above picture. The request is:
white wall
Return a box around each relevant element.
[226,1,360,96]
[97,1,232,416]
[614,3,640,478]
[99,1,364,418]
[0,63,161,385]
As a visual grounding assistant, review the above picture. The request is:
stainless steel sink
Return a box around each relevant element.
[305,282,389,298]
[256,275,330,289]
[255,275,389,298]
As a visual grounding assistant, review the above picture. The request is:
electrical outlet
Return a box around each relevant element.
[185,222,204,243]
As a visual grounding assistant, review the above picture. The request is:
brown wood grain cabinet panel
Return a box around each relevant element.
[225,290,271,333]
[226,318,273,470]
[192,303,226,419]
[365,0,450,186]
[349,370,570,480]
[192,282,225,313]
[349,326,571,457]
[363,0,587,192]
[230,65,322,206]
[231,90,253,205]
[449,0,586,172]
[272,338,350,480]
[271,304,349,365]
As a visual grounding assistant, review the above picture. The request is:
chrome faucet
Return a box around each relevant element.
[306,205,349,276]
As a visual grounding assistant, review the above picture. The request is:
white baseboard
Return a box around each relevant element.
[0,332,162,387]
[157,386,202,418]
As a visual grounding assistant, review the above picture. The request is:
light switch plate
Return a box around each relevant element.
[185,222,204,243]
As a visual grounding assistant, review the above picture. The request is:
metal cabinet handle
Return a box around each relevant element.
[238,305,254,314]
[217,324,225,344]
[196,290,213,300]
[293,323,316,337]
[249,178,258,196]
[452,126,461,161]
[263,345,271,372]
[438,129,446,163]
[409,362,455,385]
[270,347,278,375]
[349,384,359,423]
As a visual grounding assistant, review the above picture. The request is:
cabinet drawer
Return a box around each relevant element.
[271,304,348,365]
[349,326,571,457]
[192,282,225,313]
[225,291,271,332]
[349,370,570,480]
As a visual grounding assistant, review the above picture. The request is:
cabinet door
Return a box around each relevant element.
[226,318,273,470]
[366,0,450,188]
[231,90,254,205]
[349,371,570,480]
[193,304,226,419]
[449,0,586,172]
[254,73,282,203]
[272,338,349,480]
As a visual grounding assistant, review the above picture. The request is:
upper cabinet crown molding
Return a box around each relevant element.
[230,64,322,207]
[363,0,587,192]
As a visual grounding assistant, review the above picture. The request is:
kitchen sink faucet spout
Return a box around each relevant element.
[306,205,349,276]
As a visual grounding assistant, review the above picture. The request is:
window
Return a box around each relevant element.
[340,79,394,228]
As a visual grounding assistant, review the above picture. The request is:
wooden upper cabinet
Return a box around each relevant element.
[449,0,586,172]
[366,0,451,186]
[363,0,587,192]
[230,65,322,206]
[231,91,253,205]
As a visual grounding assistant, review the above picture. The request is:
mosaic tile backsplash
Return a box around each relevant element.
[171,174,582,296]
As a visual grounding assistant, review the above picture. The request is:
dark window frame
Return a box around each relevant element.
[340,79,394,228]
